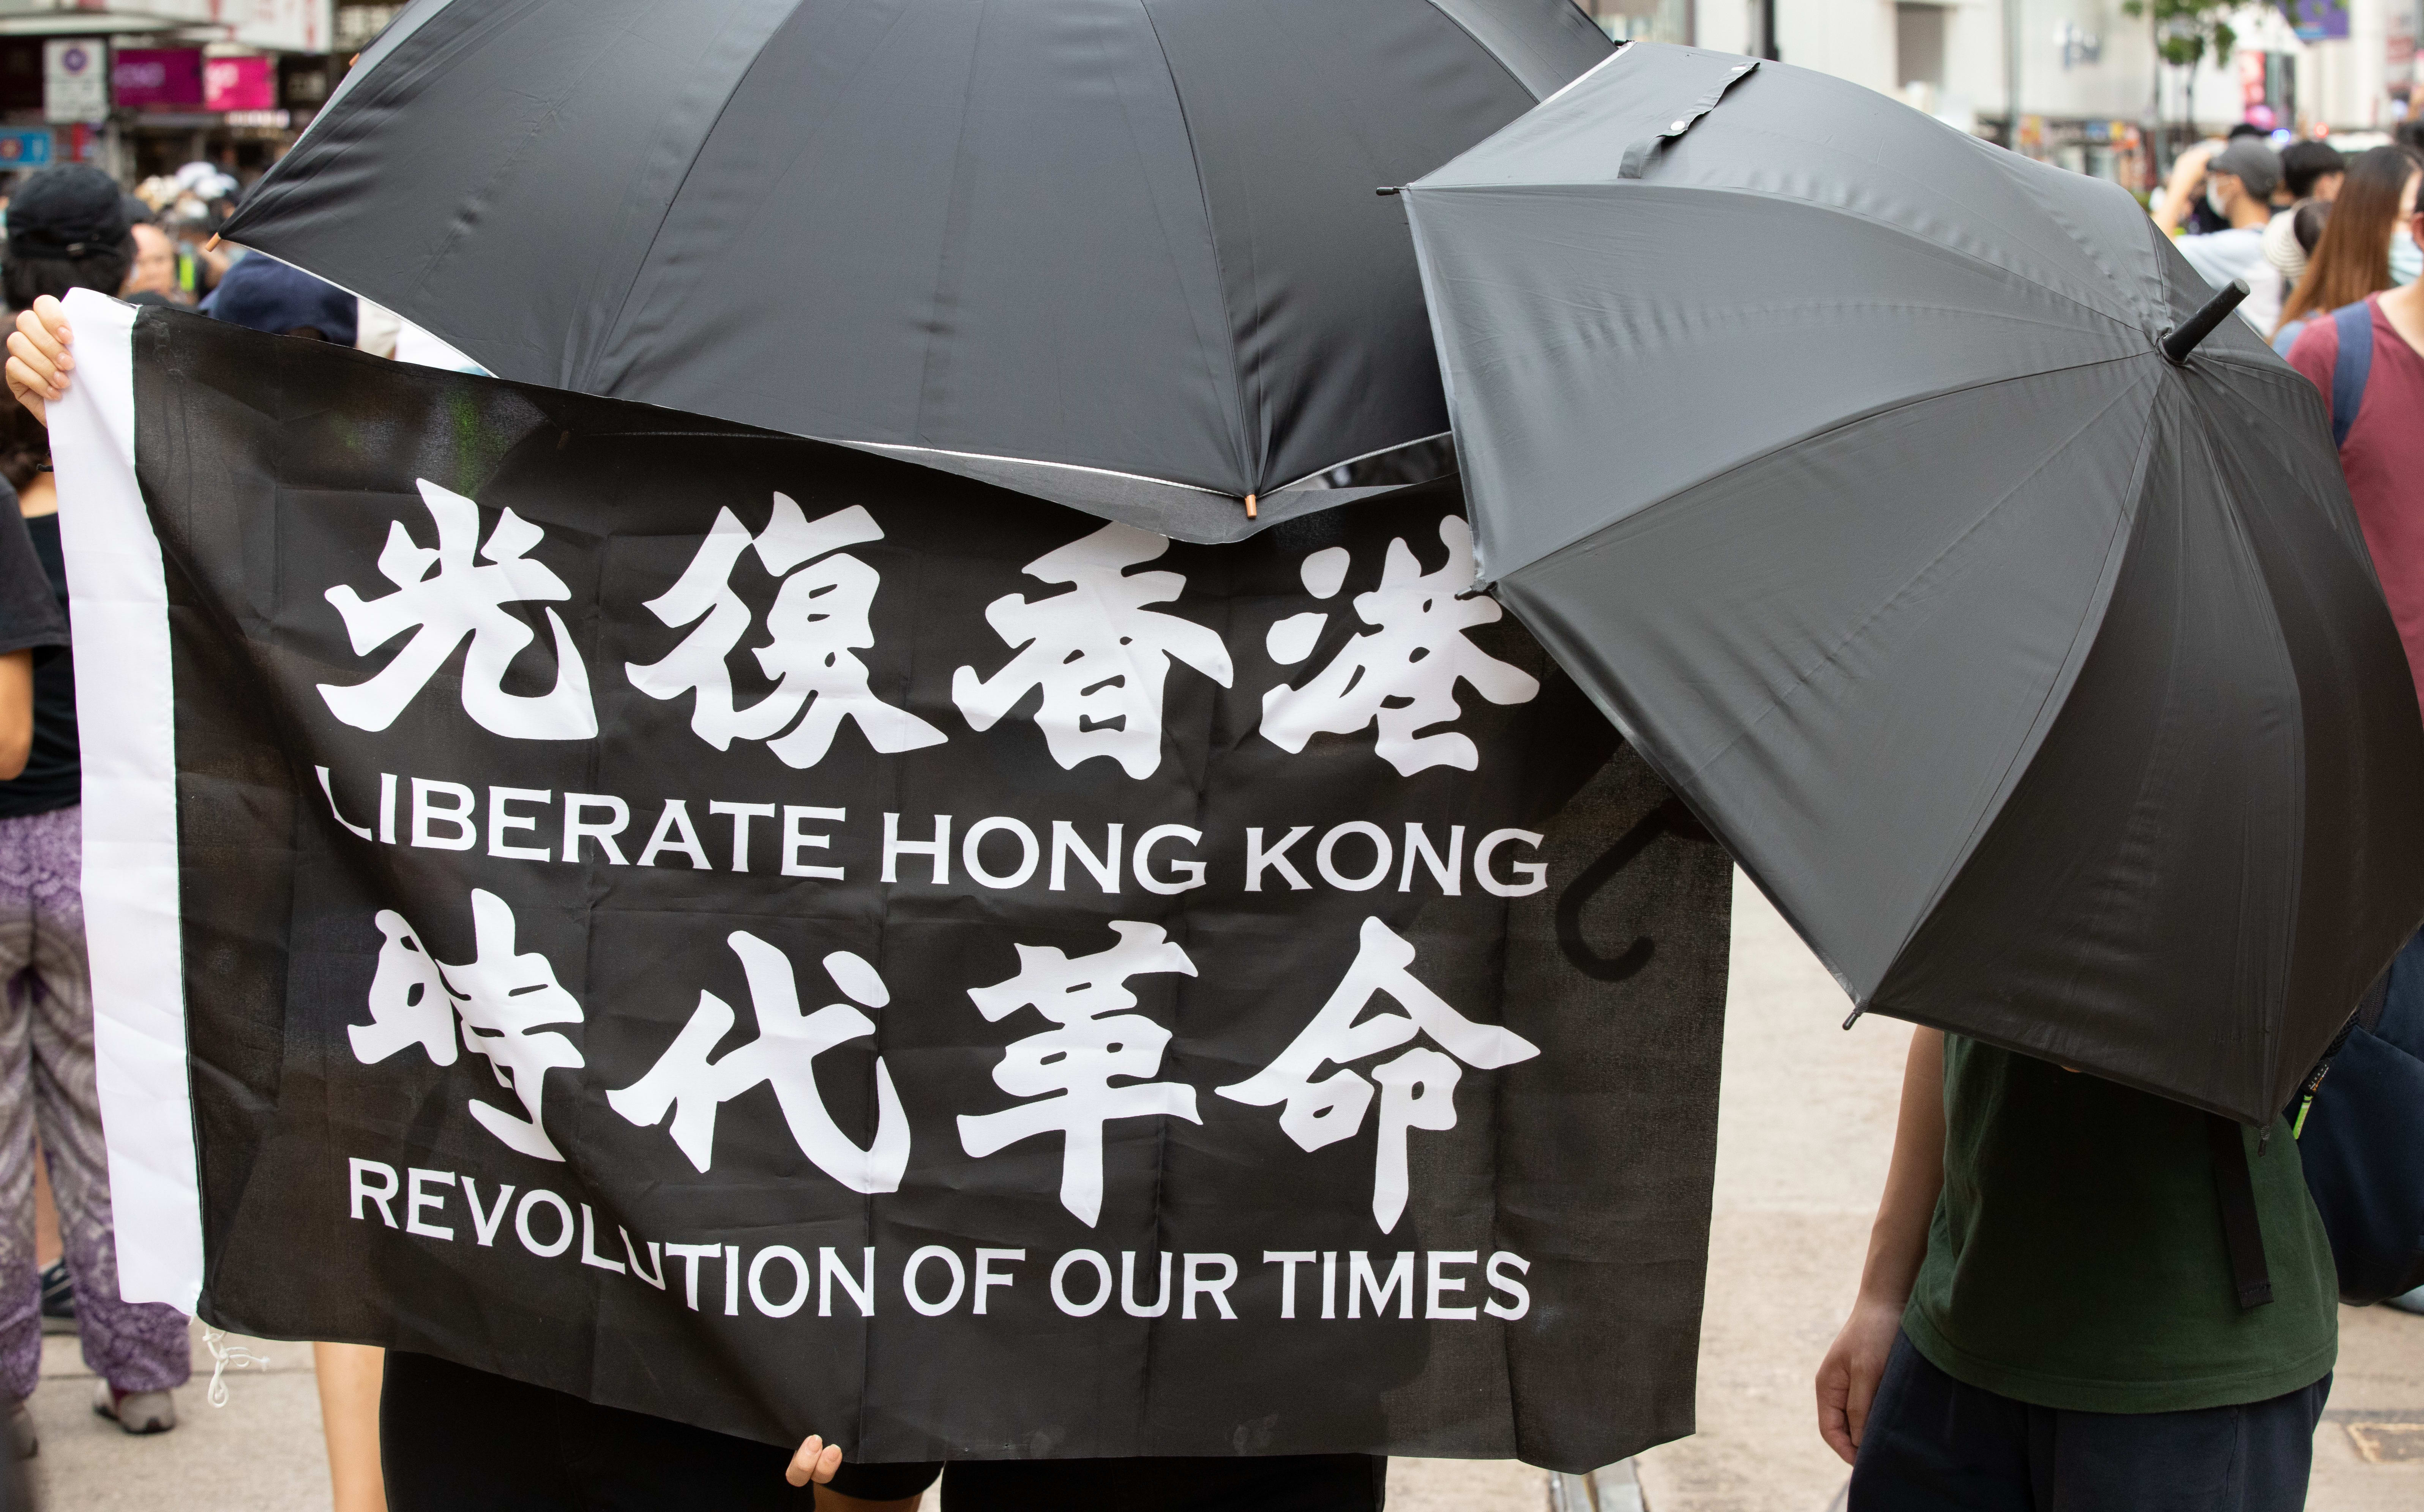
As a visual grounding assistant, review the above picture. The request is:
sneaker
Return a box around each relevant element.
[91,1381,175,1435]
[5,1401,31,1460]
[2389,1284,2424,1316]
[37,1261,73,1335]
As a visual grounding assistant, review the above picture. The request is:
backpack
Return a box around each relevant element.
[2293,925,2424,1304]
[2328,297,2375,450]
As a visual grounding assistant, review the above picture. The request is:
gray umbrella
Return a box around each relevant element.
[218,0,1606,542]
[1402,44,2424,1123]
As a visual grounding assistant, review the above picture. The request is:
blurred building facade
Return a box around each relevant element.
[1584,0,2422,187]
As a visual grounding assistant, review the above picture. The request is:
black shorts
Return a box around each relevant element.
[380,1352,1385,1510]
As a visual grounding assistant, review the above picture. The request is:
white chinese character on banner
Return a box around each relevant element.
[351,889,585,1162]
[625,495,946,768]
[606,935,908,1193]
[1216,916,1539,1233]
[957,922,1199,1226]
[319,479,597,739]
[951,522,1232,779]
[1258,514,1537,776]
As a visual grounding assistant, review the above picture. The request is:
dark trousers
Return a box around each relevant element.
[1851,1331,2329,1512]
[382,1351,1385,1510]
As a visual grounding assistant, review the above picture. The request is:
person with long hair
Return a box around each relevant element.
[2274,145,2422,347]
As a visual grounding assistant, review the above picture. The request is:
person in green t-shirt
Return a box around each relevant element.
[1815,1027,2337,1508]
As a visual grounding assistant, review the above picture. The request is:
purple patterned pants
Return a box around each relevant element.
[0,805,189,1401]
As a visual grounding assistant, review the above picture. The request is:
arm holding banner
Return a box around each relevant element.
[1815,1026,1945,1466]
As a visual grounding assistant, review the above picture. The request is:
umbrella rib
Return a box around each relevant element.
[1139,2,1262,498]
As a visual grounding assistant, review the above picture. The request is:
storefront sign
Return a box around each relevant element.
[205,56,278,114]
[114,48,207,112]
[0,130,53,171]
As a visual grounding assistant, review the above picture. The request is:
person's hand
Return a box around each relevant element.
[1814,1292,1903,1466]
[6,296,72,427]
[2157,140,2219,230]
[785,1432,844,1488]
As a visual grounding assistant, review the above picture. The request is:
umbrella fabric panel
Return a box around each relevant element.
[1498,359,2160,1006]
[237,0,799,388]
[1140,0,1553,495]
[1405,182,2158,578]
[2174,358,2424,1109]
[1870,380,2305,1118]
[1417,46,2167,340]
[592,0,1247,495]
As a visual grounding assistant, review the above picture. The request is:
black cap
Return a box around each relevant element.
[6,165,133,260]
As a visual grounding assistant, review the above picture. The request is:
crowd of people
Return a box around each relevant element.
[0,104,2407,1512]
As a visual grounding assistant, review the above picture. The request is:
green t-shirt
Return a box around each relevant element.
[1903,1035,2336,1413]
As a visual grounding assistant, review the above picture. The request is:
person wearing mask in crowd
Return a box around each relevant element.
[2159,124,2273,235]
[2274,146,2421,355]
[2264,140,2348,292]
[2168,138,2288,333]
[0,165,190,1458]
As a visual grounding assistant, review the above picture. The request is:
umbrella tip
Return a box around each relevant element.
[1841,1006,1865,1031]
[1245,493,1258,519]
[1375,186,1400,197]
[203,233,221,252]
[2159,277,2249,365]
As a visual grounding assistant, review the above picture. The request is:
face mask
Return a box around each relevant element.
[2206,184,2231,217]
[2396,226,2421,288]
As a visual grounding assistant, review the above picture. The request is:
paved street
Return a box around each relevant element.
[26,869,2421,1510]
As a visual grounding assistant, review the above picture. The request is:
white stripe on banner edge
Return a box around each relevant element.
[53,288,203,1311]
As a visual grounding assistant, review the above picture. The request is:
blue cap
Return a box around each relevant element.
[201,254,357,345]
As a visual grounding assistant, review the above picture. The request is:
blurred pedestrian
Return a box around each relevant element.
[2274,146,2421,355]
[2282,140,2348,205]
[2266,200,2333,347]
[119,222,182,308]
[0,166,193,1452]
[2286,158,2424,728]
[1815,1027,2336,1510]
[2263,141,2349,294]
[2159,126,2273,235]
[2170,139,2287,333]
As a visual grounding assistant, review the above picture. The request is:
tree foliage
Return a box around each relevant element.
[2121,0,2239,71]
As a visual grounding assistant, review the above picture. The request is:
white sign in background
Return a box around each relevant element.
[42,38,107,126]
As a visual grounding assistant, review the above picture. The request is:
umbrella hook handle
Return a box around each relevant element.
[2159,278,2249,365]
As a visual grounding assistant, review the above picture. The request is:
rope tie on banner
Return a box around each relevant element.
[200,1324,271,1407]
[1618,60,1761,180]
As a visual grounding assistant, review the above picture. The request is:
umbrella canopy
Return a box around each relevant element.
[218,0,1607,542]
[1402,43,2424,1123]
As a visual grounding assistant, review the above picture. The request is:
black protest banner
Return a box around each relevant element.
[58,294,1732,1472]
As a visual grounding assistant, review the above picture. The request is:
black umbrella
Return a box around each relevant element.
[219,0,1607,542]
[1402,44,2424,1123]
